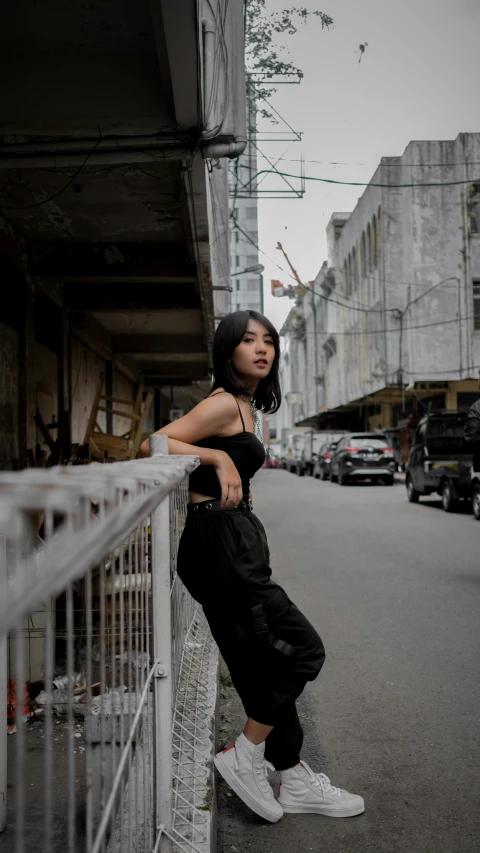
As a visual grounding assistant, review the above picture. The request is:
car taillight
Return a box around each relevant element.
[324,452,330,460]
[345,447,361,453]
[382,447,395,453]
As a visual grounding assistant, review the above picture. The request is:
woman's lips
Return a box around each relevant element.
[254,360,268,366]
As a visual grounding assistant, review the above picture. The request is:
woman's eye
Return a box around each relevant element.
[243,337,253,343]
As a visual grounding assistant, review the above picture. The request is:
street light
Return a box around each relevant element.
[392,275,461,410]
[231,263,265,277]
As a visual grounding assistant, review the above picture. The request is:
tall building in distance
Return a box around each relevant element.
[229,113,264,314]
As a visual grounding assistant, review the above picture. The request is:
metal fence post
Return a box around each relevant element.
[0,535,7,833]
[150,434,173,852]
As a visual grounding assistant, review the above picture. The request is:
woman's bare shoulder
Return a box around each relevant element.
[197,390,238,419]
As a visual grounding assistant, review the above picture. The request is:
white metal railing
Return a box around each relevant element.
[0,436,218,853]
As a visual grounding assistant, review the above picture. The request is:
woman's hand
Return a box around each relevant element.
[214,451,243,509]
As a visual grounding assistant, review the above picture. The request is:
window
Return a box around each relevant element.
[347,253,352,296]
[367,223,372,272]
[361,232,367,279]
[474,280,480,332]
[236,281,240,291]
[372,215,378,268]
[343,260,348,294]
[236,255,240,266]
[467,184,480,234]
[352,246,357,290]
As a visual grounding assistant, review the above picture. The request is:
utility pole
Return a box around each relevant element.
[392,276,460,412]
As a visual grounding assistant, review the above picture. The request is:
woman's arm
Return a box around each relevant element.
[139,393,243,508]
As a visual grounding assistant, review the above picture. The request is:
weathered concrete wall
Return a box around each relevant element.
[322,133,480,414]
[0,323,19,468]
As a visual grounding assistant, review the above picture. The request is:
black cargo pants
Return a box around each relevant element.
[176,499,326,770]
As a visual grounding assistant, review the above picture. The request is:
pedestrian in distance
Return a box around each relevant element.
[141,310,364,823]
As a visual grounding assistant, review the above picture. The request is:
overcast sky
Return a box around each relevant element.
[258,0,480,332]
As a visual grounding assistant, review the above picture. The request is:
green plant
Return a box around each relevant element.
[245,1,333,123]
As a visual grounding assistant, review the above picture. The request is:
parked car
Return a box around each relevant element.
[279,427,309,472]
[263,446,280,469]
[471,466,480,520]
[406,412,473,511]
[297,430,348,477]
[330,433,396,485]
[313,440,340,480]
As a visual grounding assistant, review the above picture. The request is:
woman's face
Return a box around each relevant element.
[230,319,276,384]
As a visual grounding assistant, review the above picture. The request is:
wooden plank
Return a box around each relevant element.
[83,374,104,444]
[130,391,154,459]
[96,406,140,421]
[100,396,135,406]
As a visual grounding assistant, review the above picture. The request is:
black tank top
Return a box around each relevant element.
[188,393,265,499]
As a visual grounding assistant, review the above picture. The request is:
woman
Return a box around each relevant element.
[142,310,364,823]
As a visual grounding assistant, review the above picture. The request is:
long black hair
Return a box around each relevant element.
[211,310,281,414]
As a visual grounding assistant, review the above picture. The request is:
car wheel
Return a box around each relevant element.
[472,483,480,520]
[442,479,457,512]
[329,468,337,483]
[321,469,328,481]
[296,463,304,477]
[339,468,349,486]
[406,475,420,503]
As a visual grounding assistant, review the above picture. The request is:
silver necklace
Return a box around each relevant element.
[240,394,263,444]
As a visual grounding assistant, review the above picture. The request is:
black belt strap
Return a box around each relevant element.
[251,600,296,659]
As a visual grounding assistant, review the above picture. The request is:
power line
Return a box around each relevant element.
[252,155,480,169]
[253,169,480,189]
[300,313,478,337]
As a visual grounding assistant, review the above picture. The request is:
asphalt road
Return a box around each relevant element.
[216,469,480,853]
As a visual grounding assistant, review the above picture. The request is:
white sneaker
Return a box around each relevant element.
[278,760,365,817]
[214,733,284,823]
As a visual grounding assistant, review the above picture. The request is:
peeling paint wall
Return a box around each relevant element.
[0,323,19,468]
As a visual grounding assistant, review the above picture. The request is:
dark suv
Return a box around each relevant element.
[330,433,396,485]
[406,412,473,511]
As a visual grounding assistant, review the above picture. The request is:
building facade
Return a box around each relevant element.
[0,0,246,468]
[228,89,263,315]
[280,133,480,433]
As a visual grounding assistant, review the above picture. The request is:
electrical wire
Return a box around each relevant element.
[0,138,103,210]
[299,313,479,337]
[249,155,480,170]
[251,169,480,189]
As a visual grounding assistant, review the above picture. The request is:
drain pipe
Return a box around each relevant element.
[200,4,247,160]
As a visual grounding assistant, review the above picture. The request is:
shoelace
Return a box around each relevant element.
[254,757,276,797]
[299,761,342,798]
